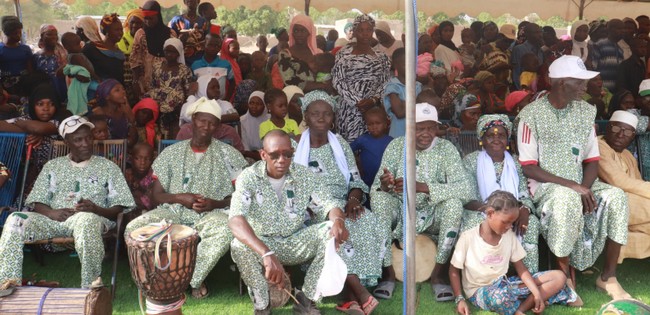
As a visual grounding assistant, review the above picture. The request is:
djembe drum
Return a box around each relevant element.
[126,223,199,315]
[392,234,438,282]
[268,272,292,309]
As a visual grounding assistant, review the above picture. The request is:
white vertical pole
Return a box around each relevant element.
[404,0,417,313]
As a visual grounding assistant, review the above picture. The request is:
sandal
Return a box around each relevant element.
[566,279,584,307]
[431,283,454,302]
[596,276,632,300]
[361,296,379,315]
[373,281,395,299]
[191,282,209,299]
[335,301,364,315]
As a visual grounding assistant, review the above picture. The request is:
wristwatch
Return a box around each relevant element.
[454,295,465,305]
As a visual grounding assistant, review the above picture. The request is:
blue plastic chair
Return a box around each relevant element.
[158,139,180,153]
[0,132,26,225]
[595,120,609,136]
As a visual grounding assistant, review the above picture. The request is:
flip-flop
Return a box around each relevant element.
[373,281,395,299]
[361,296,379,315]
[335,301,364,315]
[431,283,454,302]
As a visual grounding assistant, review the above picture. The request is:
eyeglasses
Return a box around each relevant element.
[611,125,635,137]
[265,150,294,160]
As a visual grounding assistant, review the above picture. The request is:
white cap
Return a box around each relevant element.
[610,110,639,131]
[548,55,599,80]
[58,115,95,138]
[415,103,439,123]
[639,79,650,96]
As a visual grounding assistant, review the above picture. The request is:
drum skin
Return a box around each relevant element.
[392,234,438,283]
[126,224,199,303]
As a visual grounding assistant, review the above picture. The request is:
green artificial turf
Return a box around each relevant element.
[18,248,650,315]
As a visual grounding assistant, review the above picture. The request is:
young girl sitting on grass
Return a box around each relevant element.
[450,191,577,315]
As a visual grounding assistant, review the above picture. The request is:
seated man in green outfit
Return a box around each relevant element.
[0,115,135,288]
[125,97,247,299]
[516,55,630,304]
[370,103,474,302]
[229,130,349,315]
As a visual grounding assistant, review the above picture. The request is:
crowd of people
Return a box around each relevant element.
[0,1,650,314]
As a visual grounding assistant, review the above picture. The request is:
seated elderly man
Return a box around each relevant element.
[125,98,247,299]
[517,55,629,303]
[370,103,474,301]
[228,130,349,315]
[598,110,650,262]
[0,115,134,288]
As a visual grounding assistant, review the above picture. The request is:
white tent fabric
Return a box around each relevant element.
[27,0,650,20]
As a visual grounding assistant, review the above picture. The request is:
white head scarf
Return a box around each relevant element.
[240,91,269,151]
[164,38,185,65]
[196,74,218,98]
[571,20,589,62]
[186,97,221,120]
[75,17,102,43]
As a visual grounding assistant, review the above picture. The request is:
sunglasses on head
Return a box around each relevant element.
[64,117,86,127]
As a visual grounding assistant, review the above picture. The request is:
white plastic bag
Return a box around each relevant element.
[314,238,347,299]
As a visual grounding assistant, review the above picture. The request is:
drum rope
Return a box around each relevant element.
[139,291,186,315]
[36,287,54,315]
[136,222,173,271]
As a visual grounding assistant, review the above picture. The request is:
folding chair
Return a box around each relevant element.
[0,132,26,227]
[24,213,124,300]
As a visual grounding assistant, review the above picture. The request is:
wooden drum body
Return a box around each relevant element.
[0,286,112,315]
[125,224,199,303]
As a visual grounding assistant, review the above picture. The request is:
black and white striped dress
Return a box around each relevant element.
[332,45,390,142]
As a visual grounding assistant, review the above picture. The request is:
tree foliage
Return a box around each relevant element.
[216,5,289,36]
[2,0,585,42]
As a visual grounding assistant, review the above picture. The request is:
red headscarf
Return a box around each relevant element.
[132,98,159,147]
[220,38,242,85]
[289,14,320,55]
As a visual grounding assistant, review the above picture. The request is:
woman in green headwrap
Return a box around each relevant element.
[461,114,540,272]
[294,90,385,314]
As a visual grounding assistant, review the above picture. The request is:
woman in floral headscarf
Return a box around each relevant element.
[332,14,390,142]
[461,114,540,273]
[83,13,126,83]
[277,14,331,93]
